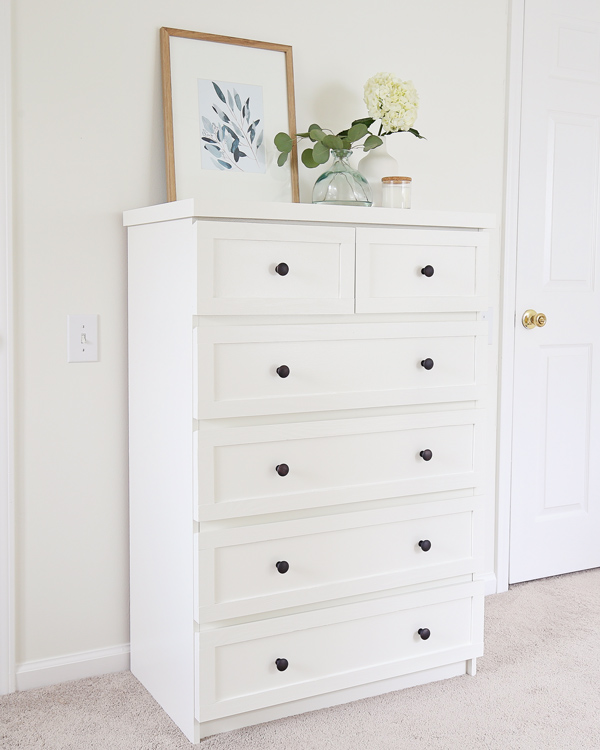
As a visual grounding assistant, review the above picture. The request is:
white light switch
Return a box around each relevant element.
[67,315,98,362]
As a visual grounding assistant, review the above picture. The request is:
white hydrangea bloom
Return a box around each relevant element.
[363,72,419,133]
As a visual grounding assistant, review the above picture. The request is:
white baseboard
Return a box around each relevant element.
[477,571,498,596]
[15,643,130,692]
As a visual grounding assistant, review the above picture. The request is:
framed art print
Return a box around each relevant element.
[160,28,299,203]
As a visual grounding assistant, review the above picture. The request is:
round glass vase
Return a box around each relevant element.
[312,149,373,206]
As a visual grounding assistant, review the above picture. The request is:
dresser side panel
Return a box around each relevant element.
[127,218,197,742]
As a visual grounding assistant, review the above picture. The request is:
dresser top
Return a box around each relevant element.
[123,198,495,230]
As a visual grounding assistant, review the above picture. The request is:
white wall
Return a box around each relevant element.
[12,0,509,668]
[1,0,15,695]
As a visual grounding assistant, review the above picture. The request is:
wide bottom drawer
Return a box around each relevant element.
[196,582,483,721]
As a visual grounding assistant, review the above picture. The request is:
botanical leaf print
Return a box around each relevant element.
[198,79,266,173]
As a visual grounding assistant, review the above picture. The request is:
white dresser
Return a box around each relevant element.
[124,199,493,743]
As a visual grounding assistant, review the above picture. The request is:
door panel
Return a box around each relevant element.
[510,0,600,583]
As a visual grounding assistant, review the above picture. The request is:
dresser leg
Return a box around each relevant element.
[466,658,477,676]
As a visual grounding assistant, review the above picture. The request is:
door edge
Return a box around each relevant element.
[496,0,526,593]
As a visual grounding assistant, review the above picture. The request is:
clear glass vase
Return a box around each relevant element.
[312,149,373,206]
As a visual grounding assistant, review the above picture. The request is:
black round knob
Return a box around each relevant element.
[276,561,289,574]
[275,658,289,671]
[276,463,289,477]
[275,263,289,276]
[421,358,434,370]
[418,540,432,552]
[421,265,435,277]
[276,365,290,378]
[418,628,431,641]
[420,449,433,461]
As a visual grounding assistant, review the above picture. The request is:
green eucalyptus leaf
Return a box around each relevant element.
[312,141,331,164]
[351,117,375,128]
[301,147,319,168]
[408,128,426,139]
[274,132,294,153]
[296,132,312,138]
[363,134,383,152]
[277,151,289,167]
[309,128,326,142]
[347,123,369,142]
[322,134,344,150]
[308,123,321,133]
[341,138,351,150]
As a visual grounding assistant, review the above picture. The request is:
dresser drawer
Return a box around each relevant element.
[356,227,488,313]
[195,410,484,520]
[195,321,487,419]
[197,496,481,622]
[196,221,355,315]
[196,582,484,721]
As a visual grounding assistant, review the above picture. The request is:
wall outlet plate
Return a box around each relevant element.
[67,314,98,362]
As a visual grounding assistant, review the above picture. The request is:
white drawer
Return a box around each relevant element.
[196,582,484,721]
[196,222,355,315]
[195,321,487,419]
[356,227,488,313]
[197,496,481,622]
[195,410,484,520]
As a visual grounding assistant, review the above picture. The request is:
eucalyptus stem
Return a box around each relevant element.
[222,99,260,163]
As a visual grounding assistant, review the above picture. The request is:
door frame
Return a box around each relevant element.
[497,0,526,593]
[0,0,15,695]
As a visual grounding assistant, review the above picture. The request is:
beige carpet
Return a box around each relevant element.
[2,569,600,749]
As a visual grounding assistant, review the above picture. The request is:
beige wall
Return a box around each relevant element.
[12,0,509,664]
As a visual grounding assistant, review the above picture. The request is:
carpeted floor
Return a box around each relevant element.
[2,569,600,749]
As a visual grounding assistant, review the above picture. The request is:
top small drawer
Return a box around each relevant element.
[196,222,355,315]
[356,227,488,313]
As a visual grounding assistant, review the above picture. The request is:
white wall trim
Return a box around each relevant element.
[477,572,498,598]
[15,644,130,692]
[497,0,526,594]
[0,0,15,696]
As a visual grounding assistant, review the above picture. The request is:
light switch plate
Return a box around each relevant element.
[67,314,98,362]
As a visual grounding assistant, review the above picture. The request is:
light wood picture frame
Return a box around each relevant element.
[160,28,299,203]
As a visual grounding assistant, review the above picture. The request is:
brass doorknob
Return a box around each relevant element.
[522,309,547,329]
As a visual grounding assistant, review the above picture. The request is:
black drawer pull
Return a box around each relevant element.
[418,540,432,552]
[418,628,431,641]
[421,265,435,277]
[276,365,290,378]
[276,464,289,477]
[420,449,433,461]
[421,358,434,370]
[276,561,290,574]
[275,658,289,671]
[275,263,289,276]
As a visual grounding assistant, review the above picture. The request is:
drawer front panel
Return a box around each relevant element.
[196,222,355,314]
[198,497,480,621]
[356,227,488,313]
[196,322,486,418]
[195,411,484,520]
[197,582,484,720]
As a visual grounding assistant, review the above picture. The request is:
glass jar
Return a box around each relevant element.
[312,149,373,207]
[381,176,412,208]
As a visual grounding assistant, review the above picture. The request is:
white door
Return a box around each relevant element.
[509,0,600,583]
